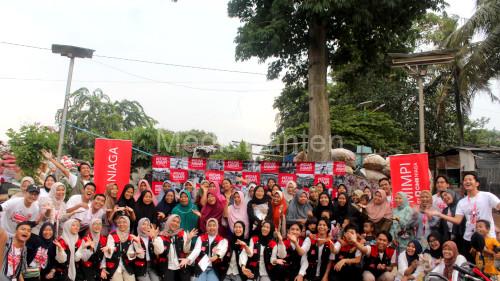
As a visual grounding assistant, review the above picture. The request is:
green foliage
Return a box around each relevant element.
[6,124,58,176]
[56,88,157,161]
[211,141,252,160]
[228,0,445,83]
[464,118,500,147]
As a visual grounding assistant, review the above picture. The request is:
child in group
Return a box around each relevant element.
[362,221,376,246]
[306,217,318,237]
[473,220,500,278]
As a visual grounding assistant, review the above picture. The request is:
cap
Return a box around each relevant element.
[27,184,40,194]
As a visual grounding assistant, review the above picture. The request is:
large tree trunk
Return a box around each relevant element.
[307,17,331,161]
[454,67,464,145]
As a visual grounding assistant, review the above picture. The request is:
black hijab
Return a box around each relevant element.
[248,186,270,205]
[135,190,157,222]
[156,189,178,216]
[258,220,274,246]
[314,192,333,219]
[406,240,423,265]
[232,221,247,245]
[117,184,136,209]
[424,231,443,259]
[43,175,56,193]
[26,222,56,264]
[332,192,350,224]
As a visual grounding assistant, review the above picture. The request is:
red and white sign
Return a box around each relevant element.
[242,172,260,185]
[314,174,333,189]
[260,161,279,174]
[278,173,297,187]
[169,169,188,183]
[333,161,346,176]
[296,162,315,174]
[152,155,170,169]
[389,153,430,207]
[93,138,132,195]
[205,170,224,184]
[188,158,207,170]
[224,160,243,171]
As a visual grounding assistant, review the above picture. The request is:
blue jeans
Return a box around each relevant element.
[196,268,219,281]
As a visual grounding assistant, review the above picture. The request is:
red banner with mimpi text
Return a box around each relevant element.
[389,153,430,207]
[93,138,132,196]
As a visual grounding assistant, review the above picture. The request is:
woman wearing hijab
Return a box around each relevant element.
[116,184,137,222]
[181,218,229,281]
[391,192,417,254]
[242,220,286,281]
[77,218,107,281]
[200,190,227,236]
[396,240,423,281]
[24,223,54,281]
[423,231,443,271]
[415,190,440,249]
[53,219,86,281]
[286,190,313,227]
[40,175,56,199]
[272,190,288,237]
[36,223,57,281]
[102,215,143,281]
[228,190,250,238]
[438,189,466,253]
[171,190,200,232]
[134,190,158,229]
[156,189,178,225]
[365,189,393,233]
[134,218,161,281]
[220,221,252,281]
[331,193,353,228]
[134,179,158,205]
[153,214,197,281]
[247,186,273,236]
[37,182,67,235]
[431,241,466,281]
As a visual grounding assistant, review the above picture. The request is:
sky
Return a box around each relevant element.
[0,0,498,151]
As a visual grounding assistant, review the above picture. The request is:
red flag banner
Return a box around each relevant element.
[260,161,280,174]
[152,156,170,169]
[296,162,315,174]
[93,138,132,195]
[389,153,430,207]
[314,174,333,189]
[205,170,224,184]
[224,160,243,171]
[241,172,260,185]
[278,173,297,187]
[188,158,207,170]
[170,169,188,183]
[333,161,346,176]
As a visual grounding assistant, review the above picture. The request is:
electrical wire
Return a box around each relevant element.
[0,41,266,76]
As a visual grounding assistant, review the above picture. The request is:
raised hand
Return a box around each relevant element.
[188,228,198,240]
[41,149,53,160]
[192,210,201,217]
[53,240,63,250]
[287,233,298,244]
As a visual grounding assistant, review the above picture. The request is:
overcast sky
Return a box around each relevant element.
[1,0,498,150]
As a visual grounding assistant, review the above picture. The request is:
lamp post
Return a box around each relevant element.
[388,50,455,152]
[52,44,94,160]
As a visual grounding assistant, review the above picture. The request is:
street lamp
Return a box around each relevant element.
[388,49,456,152]
[52,44,95,160]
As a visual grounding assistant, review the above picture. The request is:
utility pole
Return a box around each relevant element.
[52,44,94,160]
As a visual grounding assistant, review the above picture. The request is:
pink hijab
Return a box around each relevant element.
[366,189,392,223]
[209,181,227,205]
[134,179,158,205]
[228,190,249,238]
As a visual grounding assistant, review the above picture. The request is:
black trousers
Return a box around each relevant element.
[163,268,191,281]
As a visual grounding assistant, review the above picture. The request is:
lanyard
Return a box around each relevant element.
[468,195,478,224]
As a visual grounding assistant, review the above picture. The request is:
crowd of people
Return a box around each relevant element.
[1,152,500,281]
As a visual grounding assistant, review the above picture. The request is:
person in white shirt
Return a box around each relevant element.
[352,231,397,281]
[378,178,392,204]
[153,214,197,281]
[331,224,363,281]
[395,240,423,281]
[0,221,32,281]
[180,218,228,281]
[427,172,500,260]
[222,221,252,281]
[431,241,467,281]
[275,222,309,281]
[241,220,286,281]
[0,185,41,236]
[66,183,98,231]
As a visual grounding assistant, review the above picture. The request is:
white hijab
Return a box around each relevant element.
[116,216,131,242]
[61,219,80,281]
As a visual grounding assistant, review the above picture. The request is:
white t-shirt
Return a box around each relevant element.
[66,195,104,227]
[0,197,39,235]
[432,193,447,212]
[456,191,500,241]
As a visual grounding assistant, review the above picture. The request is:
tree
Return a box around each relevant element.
[6,124,58,176]
[211,141,252,160]
[228,0,444,161]
[55,88,157,160]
